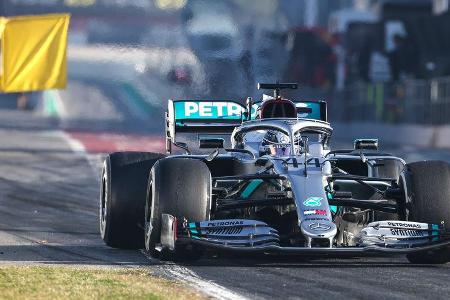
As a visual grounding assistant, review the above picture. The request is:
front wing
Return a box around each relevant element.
[160,214,450,257]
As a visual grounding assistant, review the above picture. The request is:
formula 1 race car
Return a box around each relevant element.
[100,83,450,263]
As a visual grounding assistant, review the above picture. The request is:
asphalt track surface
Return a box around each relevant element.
[0,80,449,300]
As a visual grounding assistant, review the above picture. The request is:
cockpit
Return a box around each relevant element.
[231,119,332,158]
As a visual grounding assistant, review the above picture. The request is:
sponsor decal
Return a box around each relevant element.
[304,217,328,221]
[176,101,244,119]
[303,209,327,216]
[207,220,244,227]
[308,222,332,231]
[205,227,244,235]
[390,228,425,237]
[272,143,291,149]
[387,222,421,229]
[303,197,323,207]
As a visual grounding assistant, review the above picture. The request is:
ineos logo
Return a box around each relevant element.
[309,223,331,231]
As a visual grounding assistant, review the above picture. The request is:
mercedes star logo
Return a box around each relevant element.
[309,223,332,231]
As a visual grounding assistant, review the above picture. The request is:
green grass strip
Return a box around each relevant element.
[0,266,206,300]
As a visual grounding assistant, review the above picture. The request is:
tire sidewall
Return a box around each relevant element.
[100,157,112,242]
[145,161,162,252]
[403,161,450,263]
[406,161,450,228]
[100,152,165,249]
[145,158,211,256]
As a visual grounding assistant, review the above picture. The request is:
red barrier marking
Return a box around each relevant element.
[67,131,165,154]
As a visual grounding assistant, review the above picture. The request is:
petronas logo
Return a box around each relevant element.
[303,197,323,207]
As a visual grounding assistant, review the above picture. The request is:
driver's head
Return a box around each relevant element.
[259,97,297,119]
[261,130,292,156]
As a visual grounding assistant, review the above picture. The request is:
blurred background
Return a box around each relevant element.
[1,1,450,290]
[1,0,450,151]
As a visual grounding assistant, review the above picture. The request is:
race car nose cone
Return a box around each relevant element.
[300,219,337,240]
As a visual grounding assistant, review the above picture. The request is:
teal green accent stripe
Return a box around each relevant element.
[240,179,263,198]
[431,224,440,241]
[326,191,337,213]
[188,223,196,228]
[190,229,198,234]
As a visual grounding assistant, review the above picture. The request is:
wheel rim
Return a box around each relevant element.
[144,179,152,251]
[100,173,108,231]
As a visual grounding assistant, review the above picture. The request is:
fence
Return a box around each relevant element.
[331,77,450,125]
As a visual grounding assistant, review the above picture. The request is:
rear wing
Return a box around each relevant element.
[166,100,245,153]
[165,99,327,153]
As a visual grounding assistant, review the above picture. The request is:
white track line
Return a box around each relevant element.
[57,130,103,180]
[164,264,247,300]
[141,250,247,300]
[60,131,86,154]
[45,90,103,179]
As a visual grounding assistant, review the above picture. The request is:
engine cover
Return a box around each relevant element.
[357,221,442,247]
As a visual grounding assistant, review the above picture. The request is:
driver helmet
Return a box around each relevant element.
[259,95,297,119]
[258,95,298,156]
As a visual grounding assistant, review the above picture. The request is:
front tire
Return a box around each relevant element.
[100,152,164,249]
[145,158,211,260]
[403,161,450,264]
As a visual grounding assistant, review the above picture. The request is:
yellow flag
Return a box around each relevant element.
[0,14,70,93]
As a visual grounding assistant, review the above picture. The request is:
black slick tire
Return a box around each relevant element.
[100,152,164,249]
[145,158,211,260]
[403,161,450,264]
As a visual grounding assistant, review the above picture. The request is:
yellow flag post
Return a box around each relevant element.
[0,14,70,93]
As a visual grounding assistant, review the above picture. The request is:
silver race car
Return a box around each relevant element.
[100,83,450,263]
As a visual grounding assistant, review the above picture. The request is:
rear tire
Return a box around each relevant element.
[403,161,450,264]
[100,152,164,249]
[145,158,211,260]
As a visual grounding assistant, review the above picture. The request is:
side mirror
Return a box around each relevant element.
[199,138,224,149]
[354,139,378,151]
